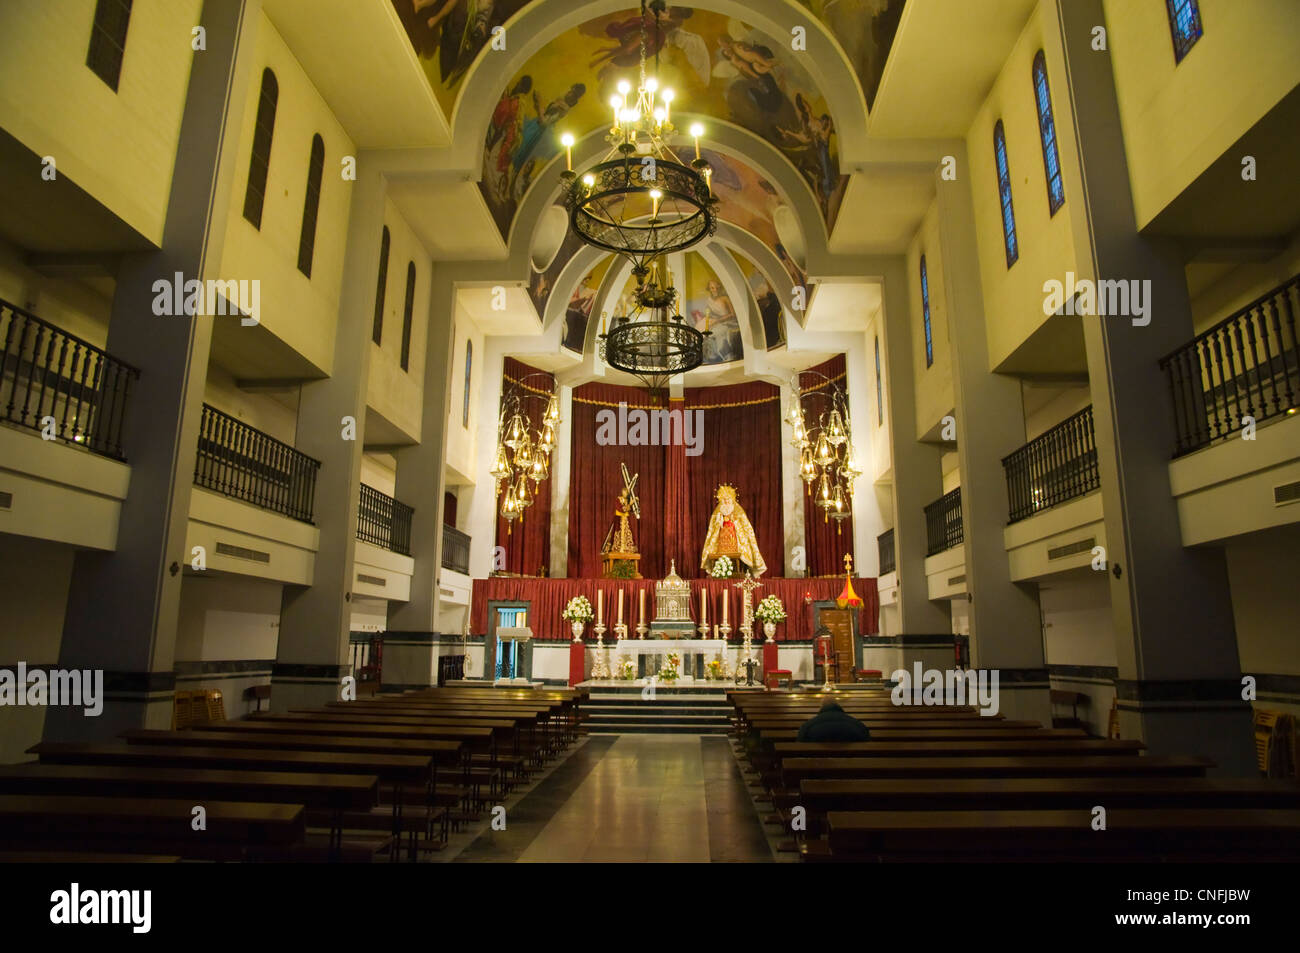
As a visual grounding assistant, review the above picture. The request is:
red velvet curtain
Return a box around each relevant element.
[566,380,783,579]
[799,354,855,576]
[471,575,879,640]
[494,358,554,576]
[683,381,783,577]
[566,383,668,578]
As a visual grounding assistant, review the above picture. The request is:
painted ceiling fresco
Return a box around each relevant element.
[562,254,614,353]
[735,253,786,350]
[794,0,906,110]
[699,147,806,288]
[391,0,532,115]
[479,9,847,245]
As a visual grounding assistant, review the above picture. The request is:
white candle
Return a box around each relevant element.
[639,588,646,625]
[722,591,728,626]
[618,589,624,625]
[597,590,603,625]
[701,590,707,626]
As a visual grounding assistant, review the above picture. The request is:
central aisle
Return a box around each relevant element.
[453,735,773,863]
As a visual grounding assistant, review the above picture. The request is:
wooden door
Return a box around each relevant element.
[820,609,855,683]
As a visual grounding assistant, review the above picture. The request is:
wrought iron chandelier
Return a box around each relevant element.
[490,373,562,531]
[786,370,861,532]
[558,0,716,389]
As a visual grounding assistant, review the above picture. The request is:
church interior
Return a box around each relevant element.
[1,0,1299,885]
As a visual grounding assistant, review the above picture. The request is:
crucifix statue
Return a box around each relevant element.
[734,570,763,632]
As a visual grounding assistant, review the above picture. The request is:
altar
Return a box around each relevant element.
[612,638,729,682]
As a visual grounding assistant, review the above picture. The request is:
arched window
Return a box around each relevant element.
[874,335,884,426]
[1032,52,1065,215]
[920,254,933,369]
[1166,0,1203,63]
[86,0,133,91]
[993,120,1019,268]
[462,340,472,429]
[296,134,324,277]
[242,68,278,229]
[399,262,416,372]
[372,226,390,345]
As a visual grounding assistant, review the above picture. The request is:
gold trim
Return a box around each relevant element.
[573,393,779,410]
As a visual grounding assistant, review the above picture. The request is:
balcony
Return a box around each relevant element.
[357,483,413,556]
[924,487,963,556]
[0,298,138,460]
[877,528,895,575]
[1159,274,1299,457]
[194,403,320,523]
[441,524,470,575]
[1002,406,1100,524]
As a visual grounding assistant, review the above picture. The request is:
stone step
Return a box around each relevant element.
[585,711,730,723]
[585,696,738,712]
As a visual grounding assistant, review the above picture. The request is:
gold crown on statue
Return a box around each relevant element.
[715,484,738,503]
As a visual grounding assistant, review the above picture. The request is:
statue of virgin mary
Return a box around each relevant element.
[701,484,767,577]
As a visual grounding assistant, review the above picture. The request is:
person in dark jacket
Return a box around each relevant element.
[796,698,872,742]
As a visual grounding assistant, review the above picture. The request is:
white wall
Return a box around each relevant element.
[202,364,299,446]
[0,239,113,346]
[1041,570,1118,736]
[1226,524,1300,715]
[214,12,355,374]
[0,0,202,245]
[443,303,484,482]
[366,199,432,443]
[1105,0,1300,230]
[0,534,75,762]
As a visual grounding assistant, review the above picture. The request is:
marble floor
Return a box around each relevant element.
[452,735,773,863]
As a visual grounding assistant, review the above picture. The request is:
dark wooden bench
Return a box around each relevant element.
[778,755,1212,787]
[822,807,1300,862]
[0,794,304,861]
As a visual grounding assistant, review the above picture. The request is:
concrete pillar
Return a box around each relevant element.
[1049,0,1252,771]
[935,150,1051,726]
[875,257,951,678]
[48,0,259,741]
[386,263,458,686]
[273,163,386,709]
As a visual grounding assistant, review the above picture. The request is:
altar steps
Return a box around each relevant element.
[581,691,733,735]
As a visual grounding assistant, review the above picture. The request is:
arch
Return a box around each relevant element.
[242,67,278,229]
[400,260,416,371]
[920,253,933,368]
[373,225,390,345]
[297,133,325,277]
[992,119,1018,268]
[1031,51,1064,216]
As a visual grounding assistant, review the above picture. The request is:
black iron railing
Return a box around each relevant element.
[878,528,895,575]
[0,298,138,459]
[438,654,465,686]
[924,487,963,556]
[442,524,471,574]
[1159,274,1299,456]
[1002,405,1099,524]
[357,483,414,555]
[195,403,320,522]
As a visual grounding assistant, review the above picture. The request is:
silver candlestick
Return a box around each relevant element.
[591,622,609,680]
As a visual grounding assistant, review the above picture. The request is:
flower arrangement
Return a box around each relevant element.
[754,594,787,624]
[705,658,722,680]
[561,595,594,623]
[659,652,681,681]
[619,658,637,680]
[709,556,733,578]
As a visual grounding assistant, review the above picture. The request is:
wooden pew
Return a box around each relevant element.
[0,763,377,854]
[792,776,1300,838]
[29,742,433,862]
[778,755,1212,787]
[0,794,304,861]
[822,807,1300,862]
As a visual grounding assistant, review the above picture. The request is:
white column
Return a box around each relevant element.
[778,379,807,575]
